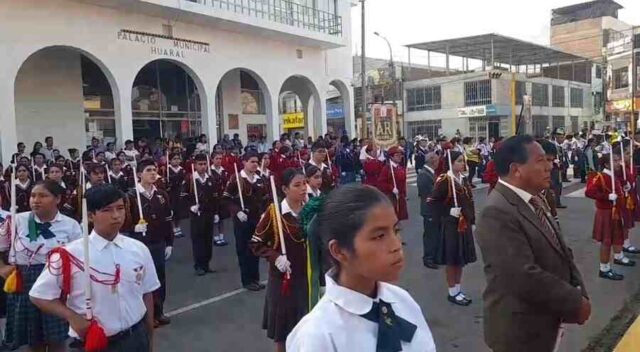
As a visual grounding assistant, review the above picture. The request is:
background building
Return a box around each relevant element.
[404,34,594,141]
[0,0,356,162]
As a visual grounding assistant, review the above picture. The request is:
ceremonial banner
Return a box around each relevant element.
[371,103,398,147]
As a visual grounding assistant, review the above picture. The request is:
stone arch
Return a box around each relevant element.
[328,78,353,137]
[279,75,323,139]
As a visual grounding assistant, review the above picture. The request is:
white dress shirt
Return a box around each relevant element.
[498,179,534,213]
[286,272,436,352]
[10,211,82,265]
[30,232,160,338]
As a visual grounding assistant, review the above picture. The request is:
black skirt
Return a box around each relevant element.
[262,267,308,343]
[435,216,477,266]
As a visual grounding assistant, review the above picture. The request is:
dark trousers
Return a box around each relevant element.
[233,217,260,286]
[190,212,214,271]
[467,161,479,182]
[422,216,439,263]
[105,320,150,352]
[147,241,166,317]
[341,171,356,185]
[551,169,563,205]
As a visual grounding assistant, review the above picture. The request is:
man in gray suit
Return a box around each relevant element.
[417,152,440,269]
[476,135,590,352]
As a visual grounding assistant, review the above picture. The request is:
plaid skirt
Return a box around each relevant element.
[592,208,625,246]
[5,264,69,348]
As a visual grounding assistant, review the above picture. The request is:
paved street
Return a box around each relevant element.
[154,168,640,352]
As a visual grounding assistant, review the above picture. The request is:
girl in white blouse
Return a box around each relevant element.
[287,185,436,352]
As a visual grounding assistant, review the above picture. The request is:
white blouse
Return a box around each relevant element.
[287,272,436,352]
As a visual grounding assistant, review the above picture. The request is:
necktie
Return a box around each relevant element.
[360,299,417,352]
[529,196,560,248]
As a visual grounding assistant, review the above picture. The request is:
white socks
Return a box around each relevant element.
[600,263,611,272]
[624,239,631,248]
[614,252,625,261]
[448,286,460,297]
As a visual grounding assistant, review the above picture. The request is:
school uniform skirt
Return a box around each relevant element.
[435,216,477,266]
[5,264,69,348]
[592,208,625,246]
[262,267,308,343]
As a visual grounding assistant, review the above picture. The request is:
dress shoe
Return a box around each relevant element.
[423,261,439,270]
[614,258,636,267]
[244,282,261,291]
[447,293,472,306]
[205,267,217,273]
[623,246,640,255]
[195,268,206,276]
[155,315,171,326]
[599,270,624,280]
[255,281,266,290]
[556,205,567,209]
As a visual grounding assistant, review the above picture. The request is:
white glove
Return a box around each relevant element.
[164,246,173,260]
[237,211,248,223]
[214,214,220,224]
[624,183,632,192]
[341,172,346,177]
[134,223,148,233]
[392,188,399,196]
[275,255,291,274]
[450,207,462,218]
[190,205,200,214]
[609,194,618,202]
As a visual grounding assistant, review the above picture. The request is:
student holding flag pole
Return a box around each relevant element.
[429,148,477,306]
[376,146,408,221]
[251,170,308,352]
[30,183,160,352]
[188,154,218,277]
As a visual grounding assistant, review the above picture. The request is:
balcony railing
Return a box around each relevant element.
[187,0,342,36]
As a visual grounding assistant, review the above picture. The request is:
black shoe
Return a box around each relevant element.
[244,282,261,291]
[447,293,472,306]
[205,267,217,273]
[423,260,439,270]
[155,315,171,326]
[614,258,636,267]
[255,281,266,290]
[195,268,206,276]
[556,205,567,209]
[599,270,624,280]
[623,246,640,255]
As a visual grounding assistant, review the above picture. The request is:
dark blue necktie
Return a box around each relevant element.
[360,299,417,352]
[38,222,55,240]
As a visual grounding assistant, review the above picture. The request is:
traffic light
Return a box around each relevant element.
[488,71,503,79]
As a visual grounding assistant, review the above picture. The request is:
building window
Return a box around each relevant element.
[532,83,549,107]
[406,86,441,111]
[82,56,116,145]
[240,71,265,114]
[131,60,202,140]
[532,115,549,138]
[552,86,565,107]
[595,65,602,79]
[407,120,442,141]
[515,81,526,105]
[570,88,583,108]
[464,79,492,107]
[571,116,579,133]
[613,67,629,90]
[552,116,565,131]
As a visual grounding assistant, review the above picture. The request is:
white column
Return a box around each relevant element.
[314,91,328,137]
[267,93,281,144]
[344,85,355,137]
[113,74,133,147]
[0,79,17,163]
[203,84,218,147]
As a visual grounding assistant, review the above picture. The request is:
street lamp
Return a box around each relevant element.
[374,31,396,102]
[374,31,394,66]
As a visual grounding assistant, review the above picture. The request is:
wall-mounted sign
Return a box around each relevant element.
[457,104,497,118]
[326,103,344,119]
[371,104,398,147]
[282,112,304,129]
[117,29,211,59]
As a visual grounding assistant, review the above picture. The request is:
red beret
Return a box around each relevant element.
[388,146,404,156]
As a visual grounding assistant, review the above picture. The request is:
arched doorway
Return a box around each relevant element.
[216,68,272,147]
[131,60,203,143]
[14,46,117,154]
[279,75,322,140]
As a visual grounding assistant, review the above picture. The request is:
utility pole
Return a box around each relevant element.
[360,0,367,138]
[632,26,637,134]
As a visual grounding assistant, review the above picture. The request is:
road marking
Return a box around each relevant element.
[165,280,267,318]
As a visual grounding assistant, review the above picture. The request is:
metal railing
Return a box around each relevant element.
[186,0,342,36]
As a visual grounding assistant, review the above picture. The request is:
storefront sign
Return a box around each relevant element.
[607,99,633,112]
[117,29,211,59]
[371,104,398,147]
[457,105,497,118]
[282,112,304,129]
[327,103,344,119]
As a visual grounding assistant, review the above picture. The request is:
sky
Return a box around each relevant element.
[351,0,640,67]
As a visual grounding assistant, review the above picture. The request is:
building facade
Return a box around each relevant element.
[404,72,593,141]
[0,0,355,162]
[605,27,639,131]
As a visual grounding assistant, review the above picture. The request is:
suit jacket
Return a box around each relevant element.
[476,182,587,352]
[416,167,435,218]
